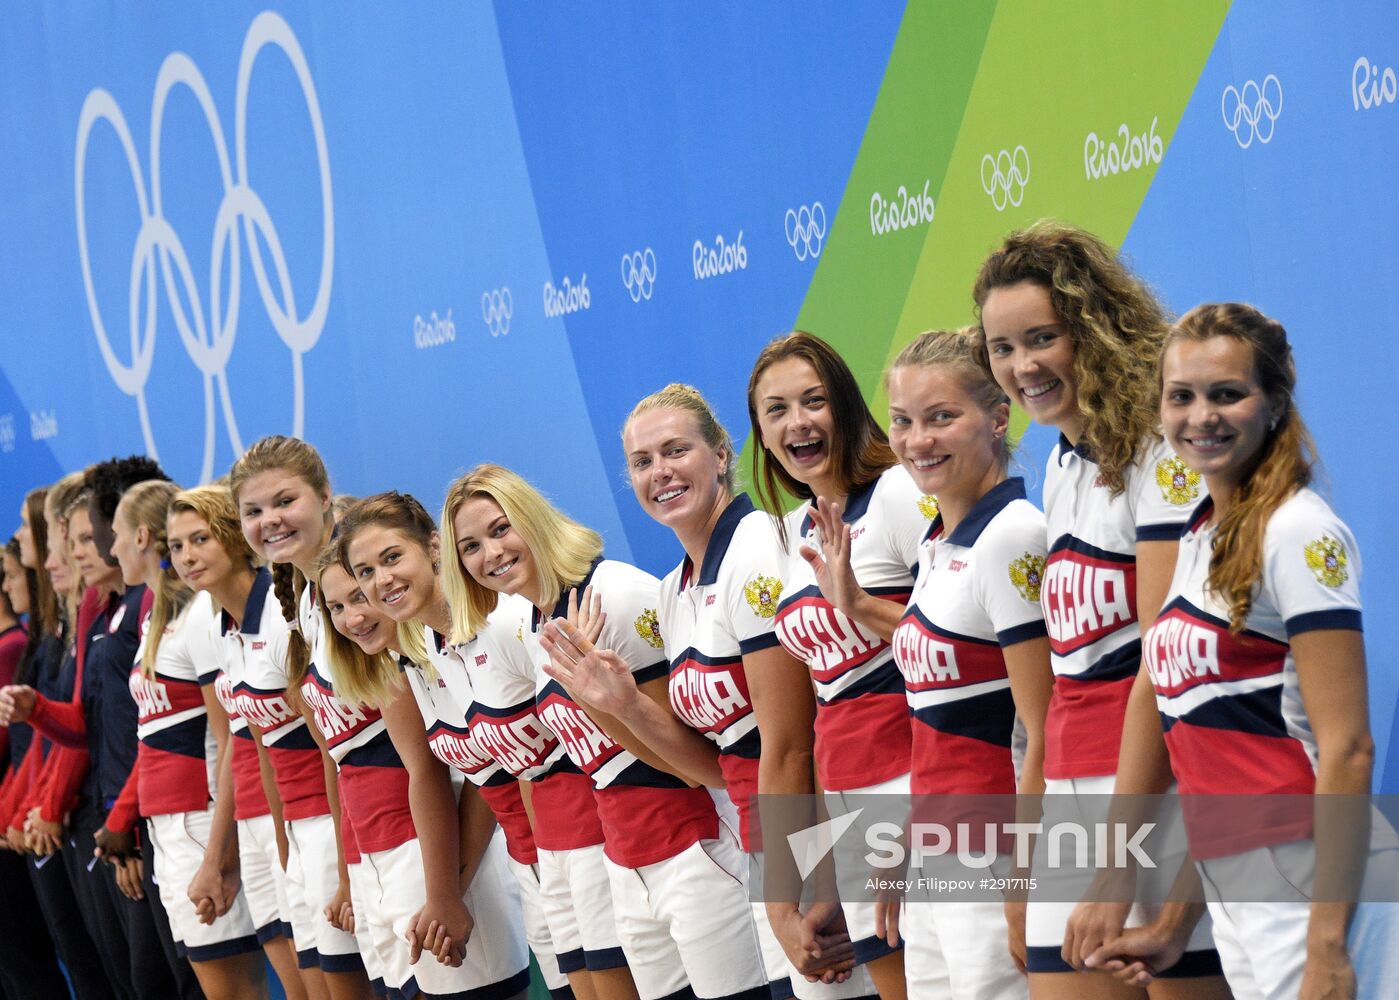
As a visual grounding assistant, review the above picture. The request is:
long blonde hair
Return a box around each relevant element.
[973,221,1168,496]
[439,465,602,645]
[1164,303,1316,632]
[229,436,332,692]
[314,539,402,708]
[121,480,189,677]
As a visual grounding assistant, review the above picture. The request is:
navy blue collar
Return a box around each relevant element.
[1056,432,1095,466]
[687,494,755,590]
[931,477,1027,548]
[227,567,274,636]
[800,474,880,538]
[533,556,604,629]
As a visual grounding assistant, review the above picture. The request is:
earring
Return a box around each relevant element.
[1269,416,1278,431]
[432,560,440,574]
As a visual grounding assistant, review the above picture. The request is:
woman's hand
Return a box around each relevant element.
[766,902,853,983]
[874,894,903,949]
[0,686,37,726]
[114,856,146,901]
[1298,938,1356,1000]
[407,894,472,968]
[25,810,63,856]
[93,824,136,862]
[325,877,355,934]
[188,858,241,925]
[541,592,644,720]
[798,499,865,620]
[1063,897,1133,970]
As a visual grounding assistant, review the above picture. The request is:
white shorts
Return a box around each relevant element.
[535,842,627,973]
[1025,775,1218,975]
[346,858,388,994]
[604,824,767,1000]
[146,808,261,961]
[824,770,911,966]
[285,813,363,972]
[752,902,876,1000]
[357,829,529,999]
[901,898,1026,999]
[508,857,568,993]
[238,813,293,943]
[1197,836,1399,999]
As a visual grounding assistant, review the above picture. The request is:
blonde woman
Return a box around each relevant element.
[436,466,769,1000]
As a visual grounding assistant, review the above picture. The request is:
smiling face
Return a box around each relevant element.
[2,550,28,617]
[451,496,537,601]
[69,506,120,590]
[346,524,439,624]
[44,515,72,594]
[1161,336,1278,498]
[887,364,1008,499]
[17,502,37,570]
[624,407,729,539]
[981,281,1081,439]
[110,498,148,588]
[167,510,237,595]
[754,357,839,495]
[320,563,394,656]
[237,468,330,571]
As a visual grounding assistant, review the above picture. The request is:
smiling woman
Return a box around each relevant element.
[746,331,928,999]
[973,224,1229,997]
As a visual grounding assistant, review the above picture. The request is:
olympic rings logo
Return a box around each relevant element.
[74,12,333,484]
[784,202,826,261]
[481,288,513,337]
[1221,75,1283,148]
[980,146,1030,212]
[620,249,657,302]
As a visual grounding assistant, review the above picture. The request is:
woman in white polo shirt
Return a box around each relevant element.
[877,328,1053,998]
[1102,303,1398,996]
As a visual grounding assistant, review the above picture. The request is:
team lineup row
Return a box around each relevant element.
[0,220,1392,1000]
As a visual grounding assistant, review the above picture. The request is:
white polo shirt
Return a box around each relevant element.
[658,494,786,849]
[892,477,1047,797]
[1041,434,1204,779]
[774,464,931,790]
[1145,487,1362,859]
[523,559,719,870]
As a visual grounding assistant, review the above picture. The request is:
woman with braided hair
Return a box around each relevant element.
[228,436,375,1000]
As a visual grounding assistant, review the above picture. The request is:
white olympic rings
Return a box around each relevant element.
[980,145,1030,212]
[621,248,657,302]
[1221,74,1283,149]
[482,288,513,337]
[785,202,826,261]
[75,11,333,483]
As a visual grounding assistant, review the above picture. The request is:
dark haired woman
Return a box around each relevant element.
[748,331,931,998]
